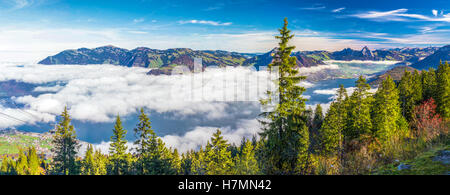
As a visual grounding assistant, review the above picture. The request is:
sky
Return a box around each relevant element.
[0,0,449,61]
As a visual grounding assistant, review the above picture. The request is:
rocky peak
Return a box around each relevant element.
[361,46,373,57]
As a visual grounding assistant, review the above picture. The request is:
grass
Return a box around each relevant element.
[0,134,52,155]
[374,143,449,175]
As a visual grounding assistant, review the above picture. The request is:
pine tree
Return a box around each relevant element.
[204,129,233,175]
[259,18,310,175]
[27,146,41,175]
[318,85,347,156]
[345,76,373,141]
[51,106,80,175]
[398,70,416,121]
[15,148,28,175]
[234,139,260,175]
[421,68,437,102]
[81,144,95,175]
[319,102,341,156]
[412,70,423,102]
[311,105,324,152]
[436,61,450,119]
[108,115,130,175]
[133,108,174,175]
[371,76,409,144]
[93,149,107,175]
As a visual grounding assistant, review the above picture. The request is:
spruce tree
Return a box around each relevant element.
[234,139,259,175]
[133,108,174,175]
[371,76,409,144]
[259,18,310,175]
[318,85,347,156]
[204,129,233,175]
[51,106,80,175]
[421,68,437,102]
[15,148,28,175]
[108,115,130,175]
[310,104,324,153]
[82,144,95,175]
[436,61,450,119]
[345,76,372,141]
[93,149,107,175]
[27,146,41,175]
[398,70,415,121]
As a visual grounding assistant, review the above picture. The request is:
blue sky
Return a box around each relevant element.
[0,0,449,61]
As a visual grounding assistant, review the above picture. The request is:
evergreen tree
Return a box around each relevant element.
[234,139,260,175]
[345,76,373,141]
[412,70,423,103]
[319,102,342,156]
[27,146,41,175]
[93,149,107,175]
[398,70,416,121]
[108,115,131,175]
[203,129,233,175]
[421,68,437,102]
[371,76,409,144]
[436,61,450,119]
[318,85,347,156]
[81,144,95,175]
[310,104,324,153]
[51,106,80,175]
[133,108,175,175]
[15,148,28,175]
[259,18,310,175]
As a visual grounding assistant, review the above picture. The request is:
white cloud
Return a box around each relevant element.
[432,9,438,17]
[351,8,450,22]
[313,88,338,95]
[332,7,345,13]
[1,65,276,124]
[133,18,145,23]
[179,20,232,26]
[161,119,261,153]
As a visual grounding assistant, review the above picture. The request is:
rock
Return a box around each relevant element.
[433,150,450,165]
[397,163,412,171]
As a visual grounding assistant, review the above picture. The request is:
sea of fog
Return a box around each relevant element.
[0,61,395,152]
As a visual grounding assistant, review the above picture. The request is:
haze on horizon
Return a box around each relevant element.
[0,0,449,62]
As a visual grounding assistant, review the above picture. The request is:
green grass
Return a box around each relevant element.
[375,144,449,175]
[0,134,52,155]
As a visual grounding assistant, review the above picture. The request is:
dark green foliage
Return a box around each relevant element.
[51,106,80,175]
[371,76,409,144]
[133,108,175,175]
[108,115,132,175]
[436,61,450,119]
[345,76,373,141]
[259,18,310,175]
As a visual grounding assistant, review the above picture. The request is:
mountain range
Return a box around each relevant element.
[39,45,448,75]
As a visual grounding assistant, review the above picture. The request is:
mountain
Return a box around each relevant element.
[368,65,417,87]
[325,46,438,62]
[411,45,450,70]
[39,45,441,76]
[39,46,248,68]
[242,48,325,69]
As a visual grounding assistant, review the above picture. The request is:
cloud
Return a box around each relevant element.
[299,5,326,10]
[1,65,277,124]
[351,8,450,22]
[313,88,338,95]
[432,9,438,17]
[332,7,345,13]
[179,20,232,26]
[161,119,261,153]
[133,18,145,23]
[10,0,32,9]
